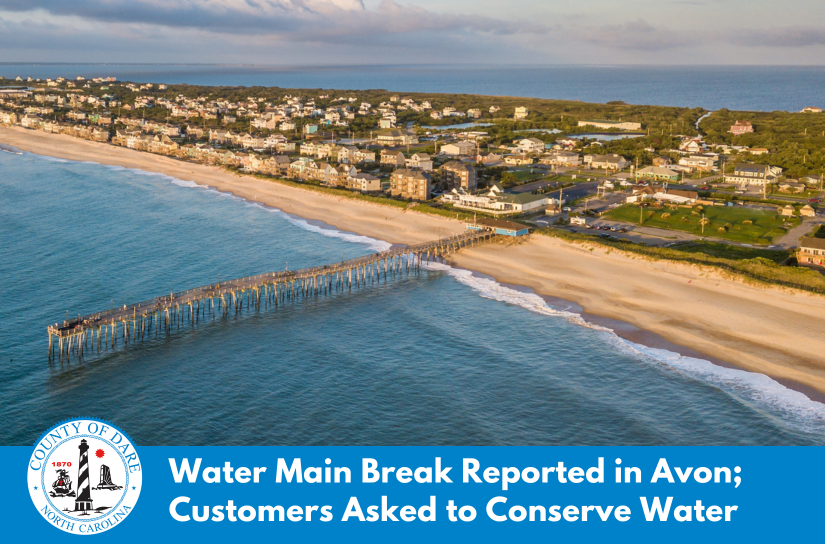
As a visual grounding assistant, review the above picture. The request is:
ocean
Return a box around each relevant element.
[2,148,825,446]
[2,63,825,112]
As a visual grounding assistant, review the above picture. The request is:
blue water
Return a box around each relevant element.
[2,149,825,446]
[2,64,825,112]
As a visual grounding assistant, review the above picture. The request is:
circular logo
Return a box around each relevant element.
[28,418,141,535]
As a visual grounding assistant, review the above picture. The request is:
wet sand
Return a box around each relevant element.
[3,125,825,397]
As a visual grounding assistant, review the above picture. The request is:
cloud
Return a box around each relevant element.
[0,0,548,42]
[732,26,825,48]
[580,18,691,51]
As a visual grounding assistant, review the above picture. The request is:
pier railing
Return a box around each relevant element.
[47,230,496,361]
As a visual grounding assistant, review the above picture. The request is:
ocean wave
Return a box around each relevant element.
[248,202,392,252]
[421,261,825,430]
[14,147,824,428]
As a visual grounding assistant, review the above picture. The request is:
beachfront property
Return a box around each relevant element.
[440,185,547,216]
[797,236,825,264]
[724,164,782,186]
[729,120,754,135]
[577,119,642,131]
[801,106,823,113]
[347,172,382,193]
[467,217,531,237]
[390,168,431,201]
[636,165,680,182]
[626,185,698,205]
[441,160,477,191]
[440,141,475,157]
[584,153,630,170]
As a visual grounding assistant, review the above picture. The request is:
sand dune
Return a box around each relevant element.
[3,125,825,396]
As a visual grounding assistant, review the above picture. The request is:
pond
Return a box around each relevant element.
[421,122,494,130]
[567,133,645,141]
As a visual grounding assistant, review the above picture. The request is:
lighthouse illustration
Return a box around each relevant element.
[73,439,94,513]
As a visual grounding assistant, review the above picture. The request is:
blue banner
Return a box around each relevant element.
[5,445,823,544]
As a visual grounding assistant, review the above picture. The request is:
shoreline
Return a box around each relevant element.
[3,126,825,402]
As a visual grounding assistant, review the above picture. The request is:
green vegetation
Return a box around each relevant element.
[604,204,797,244]
[700,109,825,179]
[534,227,825,294]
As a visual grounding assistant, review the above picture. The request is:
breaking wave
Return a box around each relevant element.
[420,262,825,431]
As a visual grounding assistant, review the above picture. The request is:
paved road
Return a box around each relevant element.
[774,216,825,248]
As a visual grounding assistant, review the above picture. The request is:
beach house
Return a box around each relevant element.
[584,154,630,171]
[406,152,433,171]
[798,237,825,268]
[729,120,754,135]
[516,137,546,155]
[440,141,475,157]
[381,150,406,167]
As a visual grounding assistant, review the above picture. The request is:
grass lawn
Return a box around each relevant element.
[603,204,799,245]
[509,169,543,181]
[769,190,822,199]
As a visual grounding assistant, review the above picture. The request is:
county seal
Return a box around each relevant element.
[28,418,141,535]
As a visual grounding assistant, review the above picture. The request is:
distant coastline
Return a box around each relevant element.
[3,64,825,111]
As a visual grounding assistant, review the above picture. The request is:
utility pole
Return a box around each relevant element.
[640,204,644,225]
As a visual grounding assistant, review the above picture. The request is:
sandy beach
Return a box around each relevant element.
[3,125,825,396]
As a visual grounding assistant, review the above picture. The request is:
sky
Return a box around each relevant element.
[0,0,824,65]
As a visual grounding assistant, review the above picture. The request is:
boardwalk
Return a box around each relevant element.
[47,229,499,361]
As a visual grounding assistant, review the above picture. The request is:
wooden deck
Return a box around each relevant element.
[47,230,497,361]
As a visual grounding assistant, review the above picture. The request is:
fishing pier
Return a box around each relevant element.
[47,229,503,361]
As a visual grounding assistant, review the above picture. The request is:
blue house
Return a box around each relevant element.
[466,217,531,237]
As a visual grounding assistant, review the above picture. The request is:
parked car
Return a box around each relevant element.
[809,198,821,203]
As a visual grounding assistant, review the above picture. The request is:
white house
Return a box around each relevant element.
[440,141,475,157]
[516,137,545,155]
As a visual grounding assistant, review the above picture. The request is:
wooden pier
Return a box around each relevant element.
[47,230,497,361]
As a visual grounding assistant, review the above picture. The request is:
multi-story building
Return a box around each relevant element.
[441,161,477,191]
[390,169,431,201]
[724,164,782,186]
